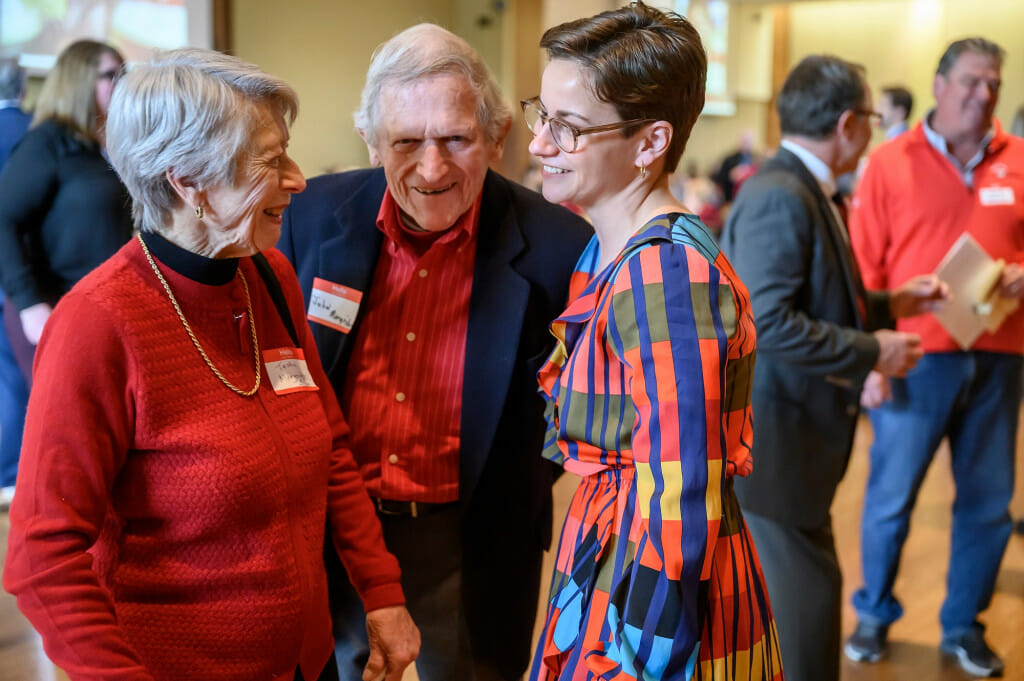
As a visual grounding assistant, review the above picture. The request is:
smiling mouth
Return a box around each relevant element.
[415,183,456,195]
[543,165,568,175]
[263,208,285,218]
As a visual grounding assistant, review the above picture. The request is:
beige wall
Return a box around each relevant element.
[231,0,1024,183]
[686,2,775,174]
[232,0,457,177]
[788,0,1024,148]
[542,0,615,30]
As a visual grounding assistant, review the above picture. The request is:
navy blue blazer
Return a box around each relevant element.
[279,167,591,678]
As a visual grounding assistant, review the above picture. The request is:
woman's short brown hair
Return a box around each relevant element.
[32,39,123,144]
[539,1,706,174]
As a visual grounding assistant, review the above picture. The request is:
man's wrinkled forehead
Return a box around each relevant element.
[377,74,484,133]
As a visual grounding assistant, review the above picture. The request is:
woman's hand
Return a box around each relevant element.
[363,605,420,681]
[20,302,53,345]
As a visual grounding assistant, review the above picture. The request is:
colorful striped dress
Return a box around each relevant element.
[531,213,783,681]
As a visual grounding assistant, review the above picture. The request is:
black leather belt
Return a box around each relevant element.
[372,498,457,518]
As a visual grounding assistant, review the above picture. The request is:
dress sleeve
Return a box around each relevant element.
[0,126,60,309]
[266,249,405,612]
[2,291,155,681]
[604,242,731,678]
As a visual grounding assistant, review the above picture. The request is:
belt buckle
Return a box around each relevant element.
[374,498,419,517]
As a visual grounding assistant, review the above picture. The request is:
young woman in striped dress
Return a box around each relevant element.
[522,3,783,680]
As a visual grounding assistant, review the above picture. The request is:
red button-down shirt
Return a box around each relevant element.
[339,188,480,503]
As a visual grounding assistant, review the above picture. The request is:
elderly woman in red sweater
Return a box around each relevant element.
[3,49,419,681]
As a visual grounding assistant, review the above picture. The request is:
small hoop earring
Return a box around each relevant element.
[640,163,647,179]
[195,205,204,219]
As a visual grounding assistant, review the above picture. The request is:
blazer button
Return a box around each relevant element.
[847,404,858,416]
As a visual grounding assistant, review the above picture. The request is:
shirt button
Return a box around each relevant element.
[418,268,428,278]
[406,332,416,342]
[395,392,406,402]
[388,454,399,465]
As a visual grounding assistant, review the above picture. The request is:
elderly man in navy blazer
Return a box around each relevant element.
[279,23,590,681]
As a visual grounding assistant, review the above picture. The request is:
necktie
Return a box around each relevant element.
[831,192,850,229]
[831,192,868,323]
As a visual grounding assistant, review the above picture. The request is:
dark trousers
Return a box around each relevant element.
[295,652,340,681]
[744,510,842,681]
[2,301,34,387]
[0,301,29,487]
[327,504,505,681]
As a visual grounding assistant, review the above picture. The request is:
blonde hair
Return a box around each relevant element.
[32,39,123,144]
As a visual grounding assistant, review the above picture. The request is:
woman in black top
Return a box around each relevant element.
[0,39,133,383]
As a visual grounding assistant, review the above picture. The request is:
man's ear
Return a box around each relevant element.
[490,118,513,164]
[358,128,382,167]
[933,73,946,102]
[165,169,203,210]
[635,120,674,172]
[836,109,858,141]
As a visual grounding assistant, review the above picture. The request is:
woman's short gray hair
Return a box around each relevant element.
[106,48,298,232]
[354,24,511,148]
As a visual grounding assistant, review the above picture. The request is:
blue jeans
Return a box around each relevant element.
[0,300,29,487]
[852,352,1020,637]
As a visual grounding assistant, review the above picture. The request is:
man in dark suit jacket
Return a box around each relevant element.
[720,55,944,681]
[279,24,590,681]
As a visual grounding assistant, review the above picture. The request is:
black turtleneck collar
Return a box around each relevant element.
[140,231,239,286]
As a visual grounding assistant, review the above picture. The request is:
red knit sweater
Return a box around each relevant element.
[850,119,1024,354]
[3,240,404,681]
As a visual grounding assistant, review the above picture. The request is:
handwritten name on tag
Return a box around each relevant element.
[307,277,363,333]
[979,186,1015,206]
[263,347,318,395]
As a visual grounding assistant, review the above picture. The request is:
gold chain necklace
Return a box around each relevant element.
[137,234,261,397]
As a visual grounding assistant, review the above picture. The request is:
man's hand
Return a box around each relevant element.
[889,274,949,318]
[997,263,1024,299]
[363,605,420,681]
[873,329,922,377]
[19,302,52,345]
[860,370,892,409]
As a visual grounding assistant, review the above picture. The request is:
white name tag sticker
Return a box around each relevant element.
[979,186,1015,206]
[263,347,318,395]
[307,277,363,333]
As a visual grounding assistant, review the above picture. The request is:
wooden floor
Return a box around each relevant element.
[2,415,1023,681]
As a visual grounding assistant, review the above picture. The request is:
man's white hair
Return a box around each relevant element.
[354,23,511,149]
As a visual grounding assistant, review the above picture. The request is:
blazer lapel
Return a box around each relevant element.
[313,171,387,381]
[460,172,530,498]
[776,149,868,328]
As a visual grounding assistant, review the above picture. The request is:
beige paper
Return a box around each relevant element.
[932,233,1018,350]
